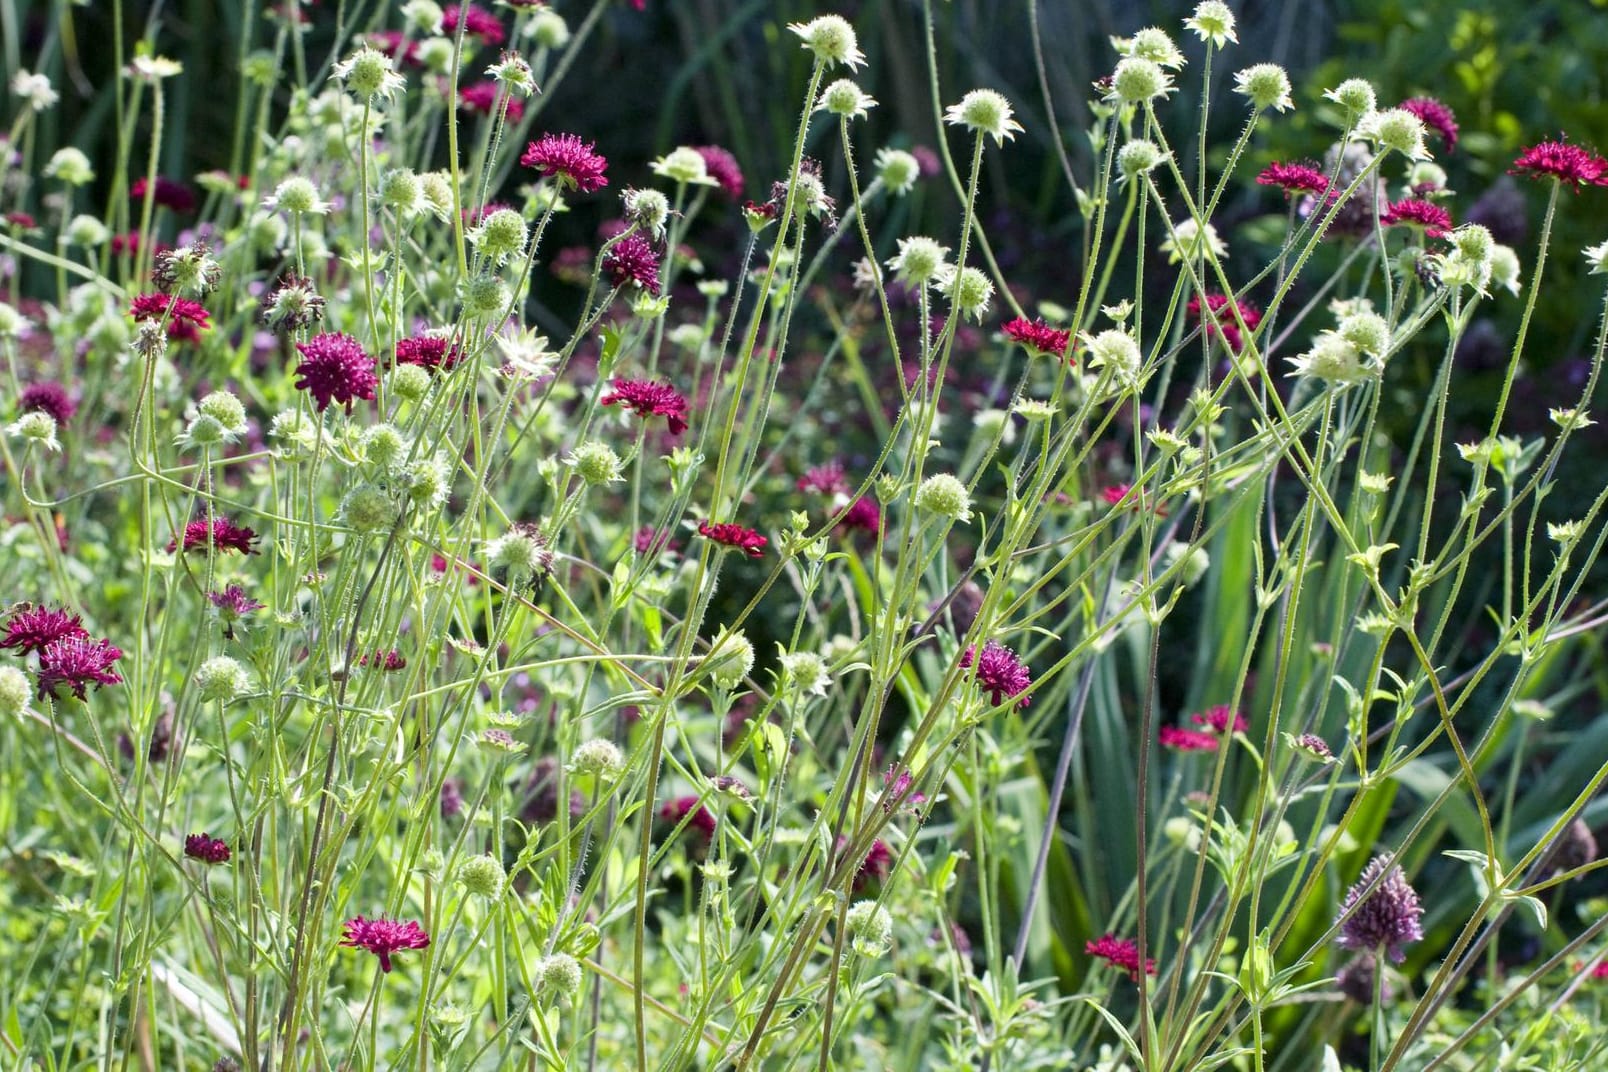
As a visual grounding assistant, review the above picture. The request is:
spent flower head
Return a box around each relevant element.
[818,79,877,120]
[787,15,866,70]
[1109,57,1173,104]
[333,46,406,99]
[1234,64,1293,112]
[874,148,921,194]
[944,89,1023,144]
[651,146,717,187]
[1184,1,1237,46]
[888,236,951,286]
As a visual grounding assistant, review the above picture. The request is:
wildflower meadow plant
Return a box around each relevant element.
[4,3,1608,1071]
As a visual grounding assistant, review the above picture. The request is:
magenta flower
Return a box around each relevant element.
[392,333,463,373]
[633,526,680,556]
[1002,316,1072,358]
[208,585,265,639]
[131,176,198,214]
[130,292,212,336]
[837,496,881,536]
[603,233,661,294]
[1509,139,1608,190]
[184,833,231,864]
[1159,725,1221,752]
[37,635,124,700]
[1086,934,1156,981]
[797,459,851,496]
[20,382,76,425]
[698,520,767,557]
[359,649,407,671]
[695,145,745,200]
[1186,292,1262,353]
[1399,97,1459,152]
[168,517,261,556]
[1381,197,1453,238]
[658,795,717,839]
[1190,704,1248,736]
[1336,854,1424,963]
[441,3,505,46]
[2,605,87,656]
[341,916,431,973]
[600,378,689,435]
[521,132,609,193]
[1257,160,1330,197]
[960,640,1033,709]
[294,332,378,412]
[459,81,522,122]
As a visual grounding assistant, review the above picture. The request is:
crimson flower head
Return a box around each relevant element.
[959,640,1033,709]
[603,233,662,295]
[392,333,463,374]
[441,3,505,46]
[601,378,689,435]
[695,145,745,200]
[1160,724,1221,752]
[698,520,767,557]
[1002,316,1072,358]
[1509,138,1608,191]
[460,81,523,122]
[1185,292,1262,353]
[521,132,609,193]
[1190,704,1248,735]
[634,526,680,556]
[1336,854,1424,963]
[131,176,198,213]
[184,833,231,864]
[2,604,87,656]
[1399,97,1459,152]
[294,332,378,412]
[658,795,718,840]
[797,459,850,496]
[359,649,407,671]
[130,292,212,338]
[341,915,431,973]
[853,838,894,891]
[21,382,76,425]
[1256,160,1330,197]
[1381,197,1453,238]
[837,496,881,535]
[37,635,124,700]
[1086,934,1156,981]
[168,516,261,556]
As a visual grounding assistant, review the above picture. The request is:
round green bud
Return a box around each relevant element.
[1110,57,1172,103]
[779,651,831,698]
[914,473,973,523]
[1324,78,1377,119]
[1337,310,1390,357]
[198,390,248,436]
[1127,27,1185,68]
[1081,328,1143,382]
[1117,139,1166,181]
[8,411,60,452]
[1233,63,1292,112]
[379,168,424,213]
[456,853,506,900]
[530,9,570,49]
[943,88,1023,144]
[938,265,994,321]
[0,302,28,338]
[487,523,553,585]
[459,273,511,318]
[400,453,451,509]
[818,78,877,120]
[787,15,865,71]
[416,37,455,75]
[571,738,624,780]
[269,176,327,215]
[651,146,713,187]
[1365,108,1429,159]
[341,483,397,533]
[0,665,32,719]
[565,440,624,486]
[873,148,921,195]
[361,423,409,470]
[845,900,893,957]
[388,362,433,402]
[194,656,251,703]
[535,953,582,1000]
[622,188,670,240]
[470,208,527,263]
[1292,332,1366,383]
[420,172,455,219]
[268,409,319,460]
[1185,1,1237,46]
[335,46,402,99]
[178,414,227,449]
[66,214,110,247]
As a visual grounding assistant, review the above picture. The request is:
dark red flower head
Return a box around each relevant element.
[2,604,87,656]
[442,3,505,46]
[1002,316,1072,358]
[600,378,689,435]
[1336,854,1423,963]
[1190,704,1248,735]
[698,520,767,557]
[130,292,212,337]
[1086,934,1156,981]
[1509,138,1608,191]
[1381,197,1453,238]
[131,176,198,214]
[184,833,231,864]
[359,649,407,671]
[837,496,881,536]
[168,517,261,556]
[521,133,609,193]
[658,795,717,839]
[341,915,431,973]
[1399,97,1459,152]
[1256,161,1330,197]
[37,635,124,700]
[695,145,745,200]
[959,640,1033,709]
[634,526,680,556]
[363,29,420,67]
[392,333,463,374]
[20,382,76,425]
[294,332,378,412]
[1185,292,1262,353]
[459,81,523,122]
[1159,725,1221,751]
[603,233,661,294]
[797,459,851,497]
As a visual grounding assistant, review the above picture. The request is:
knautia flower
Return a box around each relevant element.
[7,411,60,452]
[873,148,920,194]
[1381,197,1453,237]
[484,522,552,588]
[1290,733,1335,762]
[260,275,326,331]
[1184,1,1237,46]
[168,517,261,556]
[1186,292,1262,353]
[960,641,1033,709]
[944,89,1023,144]
[456,854,505,899]
[695,145,744,199]
[1509,138,1608,190]
[787,15,866,71]
[1233,64,1293,112]
[914,473,973,523]
[1080,328,1142,383]
[130,293,212,336]
[1257,161,1329,197]
[1087,935,1156,981]
[443,2,506,45]
[392,333,463,374]
[937,265,994,320]
[2,605,86,656]
[183,834,231,864]
[521,132,609,192]
[37,635,124,700]
[565,440,624,486]
[601,379,689,435]
[818,78,877,120]
[887,236,951,286]
[1002,316,1072,358]
[333,45,406,100]
[1108,57,1173,104]
[294,332,378,412]
[651,145,717,187]
[603,233,662,294]
[1336,854,1423,963]
[341,916,430,973]
[1400,96,1458,151]
[208,586,264,638]
[698,520,767,557]
[1117,139,1167,182]
[1323,78,1378,121]
[265,176,331,216]
[845,901,893,957]
[1361,108,1431,160]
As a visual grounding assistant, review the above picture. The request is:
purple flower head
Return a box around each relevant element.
[601,378,688,435]
[37,635,124,700]
[603,233,661,294]
[694,145,745,200]
[959,640,1032,709]
[293,332,378,412]
[341,915,431,973]
[20,382,76,425]
[521,133,609,193]
[1336,854,1424,963]
[184,833,231,864]
[2,604,87,656]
